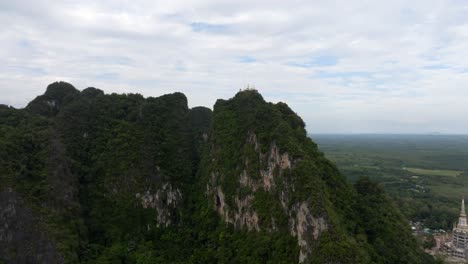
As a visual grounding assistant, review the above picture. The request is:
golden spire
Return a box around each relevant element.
[458,196,468,228]
[462,196,466,217]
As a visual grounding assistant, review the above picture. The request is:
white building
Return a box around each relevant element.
[442,198,468,259]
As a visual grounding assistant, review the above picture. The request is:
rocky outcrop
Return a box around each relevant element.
[137,183,182,227]
[207,170,261,231]
[26,81,79,117]
[239,131,292,192]
[233,195,260,231]
[290,202,328,263]
[259,141,291,191]
[207,131,328,262]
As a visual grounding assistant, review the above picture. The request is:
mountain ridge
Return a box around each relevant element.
[0,82,433,264]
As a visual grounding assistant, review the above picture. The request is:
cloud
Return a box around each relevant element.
[1,0,468,133]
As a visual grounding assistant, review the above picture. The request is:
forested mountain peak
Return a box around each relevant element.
[26,81,80,116]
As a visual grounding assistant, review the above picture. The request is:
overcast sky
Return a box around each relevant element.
[1,0,468,133]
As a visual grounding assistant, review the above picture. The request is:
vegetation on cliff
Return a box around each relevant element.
[0,82,433,263]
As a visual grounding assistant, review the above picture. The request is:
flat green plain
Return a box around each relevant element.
[404,167,463,177]
[313,134,468,230]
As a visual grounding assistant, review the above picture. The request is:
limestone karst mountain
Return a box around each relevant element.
[0,82,433,263]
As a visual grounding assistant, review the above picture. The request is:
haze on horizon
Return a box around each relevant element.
[1,0,468,134]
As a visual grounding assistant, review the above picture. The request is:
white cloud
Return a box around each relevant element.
[1,0,468,133]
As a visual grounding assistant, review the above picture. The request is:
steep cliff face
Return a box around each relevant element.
[0,106,82,263]
[206,131,331,261]
[202,90,354,262]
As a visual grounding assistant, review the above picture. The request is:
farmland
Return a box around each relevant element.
[404,167,463,177]
[313,134,468,230]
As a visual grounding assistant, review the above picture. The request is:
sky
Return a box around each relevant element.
[1,0,468,134]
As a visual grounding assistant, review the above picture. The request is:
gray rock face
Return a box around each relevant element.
[208,183,260,231]
[137,183,183,227]
[207,132,328,263]
[289,202,328,263]
[0,189,64,264]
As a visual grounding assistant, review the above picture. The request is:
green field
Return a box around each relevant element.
[404,167,463,177]
[313,134,468,230]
